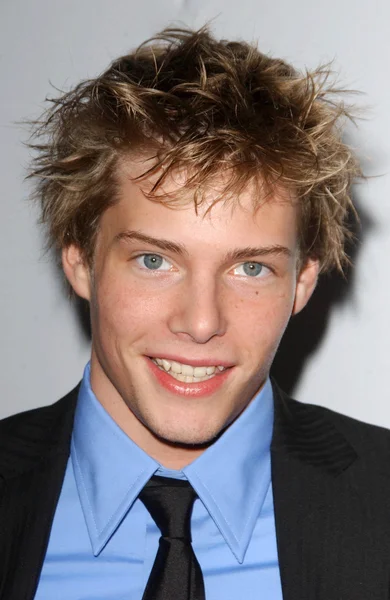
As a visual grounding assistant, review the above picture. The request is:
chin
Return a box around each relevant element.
[150,420,223,449]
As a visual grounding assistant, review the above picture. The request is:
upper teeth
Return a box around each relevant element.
[153,358,225,377]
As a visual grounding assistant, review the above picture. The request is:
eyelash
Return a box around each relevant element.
[134,253,173,271]
[232,262,271,278]
[133,253,273,279]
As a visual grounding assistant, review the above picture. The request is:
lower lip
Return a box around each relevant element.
[146,358,232,398]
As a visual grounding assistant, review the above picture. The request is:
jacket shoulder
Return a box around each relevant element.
[0,386,79,479]
[290,395,390,469]
[272,381,390,475]
[317,402,390,457]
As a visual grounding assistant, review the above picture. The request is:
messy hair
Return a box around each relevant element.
[29,26,362,272]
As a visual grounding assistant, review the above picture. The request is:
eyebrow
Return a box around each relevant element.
[115,230,188,255]
[226,246,292,261]
[114,230,292,261]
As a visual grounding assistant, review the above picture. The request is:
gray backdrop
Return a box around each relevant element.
[1,0,389,424]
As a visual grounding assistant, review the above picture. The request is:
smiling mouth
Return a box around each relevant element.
[150,357,227,383]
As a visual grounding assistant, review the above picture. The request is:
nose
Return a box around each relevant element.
[168,273,227,344]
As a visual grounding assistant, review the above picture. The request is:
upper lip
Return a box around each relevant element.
[147,355,235,368]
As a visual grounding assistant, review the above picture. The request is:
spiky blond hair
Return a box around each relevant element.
[29,27,361,271]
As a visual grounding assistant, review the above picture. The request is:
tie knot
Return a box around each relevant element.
[139,476,197,540]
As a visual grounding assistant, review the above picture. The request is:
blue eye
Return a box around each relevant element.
[233,262,267,277]
[135,254,172,271]
[143,254,163,270]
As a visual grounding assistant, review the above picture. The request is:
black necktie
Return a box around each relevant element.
[139,475,206,600]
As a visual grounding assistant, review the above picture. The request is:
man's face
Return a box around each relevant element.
[64,165,318,454]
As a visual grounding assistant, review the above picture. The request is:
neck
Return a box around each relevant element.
[90,361,207,470]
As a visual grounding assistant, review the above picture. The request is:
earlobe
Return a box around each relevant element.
[292,258,320,316]
[62,245,91,301]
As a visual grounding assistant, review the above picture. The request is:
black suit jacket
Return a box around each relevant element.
[1,383,390,600]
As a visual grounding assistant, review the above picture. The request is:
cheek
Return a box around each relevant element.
[232,289,295,350]
[91,273,167,341]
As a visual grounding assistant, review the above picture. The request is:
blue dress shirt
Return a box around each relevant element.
[35,364,283,599]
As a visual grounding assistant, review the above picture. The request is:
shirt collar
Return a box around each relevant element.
[72,363,273,562]
[71,364,159,556]
[184,378,273,563]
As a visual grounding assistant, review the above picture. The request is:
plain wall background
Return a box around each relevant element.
[1,0,389,423]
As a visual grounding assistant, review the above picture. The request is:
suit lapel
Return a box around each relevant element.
[271,383,358,600]
[0,388,78,600]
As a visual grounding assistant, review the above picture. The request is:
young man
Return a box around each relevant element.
[1,27,390,600]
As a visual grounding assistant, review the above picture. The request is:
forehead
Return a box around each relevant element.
[101,158,300,252]
[118,152,296,206]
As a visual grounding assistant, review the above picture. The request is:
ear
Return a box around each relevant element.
[62,244,92,301]
[292,258,320,316]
